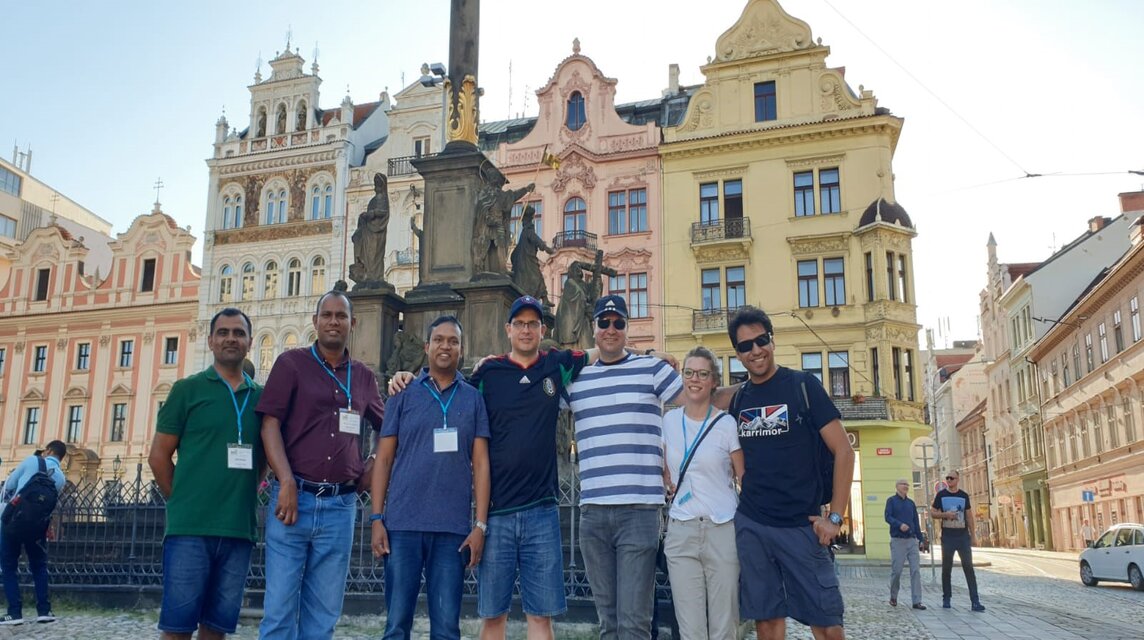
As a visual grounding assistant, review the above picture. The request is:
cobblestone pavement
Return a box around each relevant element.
[0,548,1138,638]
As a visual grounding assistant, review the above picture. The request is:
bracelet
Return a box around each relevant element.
[369,513,385,523]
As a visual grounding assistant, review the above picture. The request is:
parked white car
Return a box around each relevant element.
[1079,523,1144,590]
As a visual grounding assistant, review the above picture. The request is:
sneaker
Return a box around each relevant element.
[971,603,986,612]
[36,613,57,623]
[0,615,23,625]
[942,600,951,609]
[889,598,897,607]
[912,603,927,610]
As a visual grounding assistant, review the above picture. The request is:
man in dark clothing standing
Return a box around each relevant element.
[884,479,925,609]
[932,470,984,611]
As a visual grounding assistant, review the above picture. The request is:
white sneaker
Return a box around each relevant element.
[0,615,23,625]
[36,613,57,623]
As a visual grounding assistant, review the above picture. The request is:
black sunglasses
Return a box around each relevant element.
[596,318,627,330]
[945,476,958,481]
[735,333,772,353]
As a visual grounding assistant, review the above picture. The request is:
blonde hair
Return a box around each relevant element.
[684,345,721,378]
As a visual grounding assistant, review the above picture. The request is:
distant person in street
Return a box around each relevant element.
[370,315,491,639]
[884,479,925,610]
[1080,519,1095,548]
[257,291,385,639]
[0,441,66,626]
[932,470,984,611]
[717,306,855,640]
[661,346,743,640]
[150,307,263,640]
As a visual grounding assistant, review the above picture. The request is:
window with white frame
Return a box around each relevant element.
[23,407,40,445]
[33,345,47,373]
[76,342,90,370]
[67,405,83,442]
[311,256,326,294]
[110,403,127,441]
[608,272,649,319]
[219,265,234,303]
[264,261,280,298]
[1133,296,1142,342]
[1099,322,1109,363]
[119,340,134,368]
[607,188,648,235]
[222,192,244,229]
[164,337,179,366]
[241,262,256,300]
[1113,309,1125,353]
[287,259,302,297]
[265,187,288,225]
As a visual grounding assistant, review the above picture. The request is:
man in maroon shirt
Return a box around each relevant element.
[257,291,384,639]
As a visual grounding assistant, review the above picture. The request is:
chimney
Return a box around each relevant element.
[668,64,679,94]
[1089,216,1111,232]
[1131,217,1144,247]
[1119,190,1144,215]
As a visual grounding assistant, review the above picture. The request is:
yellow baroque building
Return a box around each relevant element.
[660,0,929,559]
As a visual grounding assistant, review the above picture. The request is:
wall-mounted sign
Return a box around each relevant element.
[876,447,892,456]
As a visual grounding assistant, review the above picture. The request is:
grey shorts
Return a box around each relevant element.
[735,511,844,628]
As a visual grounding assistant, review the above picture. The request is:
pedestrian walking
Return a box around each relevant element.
[932,470,984,612]
[884,479,926,610]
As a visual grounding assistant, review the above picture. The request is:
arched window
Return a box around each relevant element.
[266,188,288,225]
[256,107,267,137]
[296,100,307,131]
[241,262,256,300]
[564,197,587,233]
[284,333,299,350]
[223,196,233,230]
[275,103,287,135]
[263,260,279,298]
[218,265,234,303]
[323,185,333,219]
[287,258,302,296]
[233,195,243,228]
[258,335,274,376]
[310,256,326,294]
[566,92,586,131]
[311,186,322,220]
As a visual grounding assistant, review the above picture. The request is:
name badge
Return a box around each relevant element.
[434,427,459,453]
[227,444,253,470]
[339,409,361,435]
[677,491,693,506]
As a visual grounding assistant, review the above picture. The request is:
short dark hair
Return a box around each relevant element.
[44,440,67,459]
[210,307,252,335]
[315,290,354,317]
[427,315,463,340]
[727,305,773,344]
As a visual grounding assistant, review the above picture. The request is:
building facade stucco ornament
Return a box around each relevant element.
[56,338,67,351]
[99,336,111,347]
[551,154,597,193]
[692,244,751,264]
[714,0,814,62]
[14,341,25,354]
[819,72,860,112]
[788,234,850,256]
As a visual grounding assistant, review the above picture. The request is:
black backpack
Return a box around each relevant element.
[731,370,834,507]
[2,457,60,541]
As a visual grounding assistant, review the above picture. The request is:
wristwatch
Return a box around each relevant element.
[474,520,488,534]
[369,513,385,523]
[827,512,843,527]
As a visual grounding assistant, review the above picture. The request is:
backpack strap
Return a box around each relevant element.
[36,456,46,474]
[672,411,727,505]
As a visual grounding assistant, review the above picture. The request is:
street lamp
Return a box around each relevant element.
[420,62,448,150]
[112,454,123,481]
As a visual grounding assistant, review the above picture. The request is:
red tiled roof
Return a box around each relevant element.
[1007,262,1039,280]
[319,101,382,128]
[935,354,974,369]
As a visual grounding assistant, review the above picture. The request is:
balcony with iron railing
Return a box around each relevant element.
[690,216,751,244]
[692,307,735,333]
[387,153,438,177]
[552,230,598,252]
[392,248,419,265]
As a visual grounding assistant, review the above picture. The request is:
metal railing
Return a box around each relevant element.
[36,465,668,601]
[552,230,598,252]
[392,249,419,265]
[387,154,437,177]
[690,217,750,244]
[692,307,734,332]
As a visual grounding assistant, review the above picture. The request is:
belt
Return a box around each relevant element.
[295,477,356,497]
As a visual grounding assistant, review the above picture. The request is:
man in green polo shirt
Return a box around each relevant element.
[148,308,264,640]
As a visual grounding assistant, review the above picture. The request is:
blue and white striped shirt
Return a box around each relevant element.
[566,354,682,506]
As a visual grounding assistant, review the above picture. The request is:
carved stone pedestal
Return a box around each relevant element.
[347,288,406,378]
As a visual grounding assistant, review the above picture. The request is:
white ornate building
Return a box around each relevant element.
[197,46,389,377]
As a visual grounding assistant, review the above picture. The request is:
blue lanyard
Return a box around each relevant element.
[678,405,714,476]
[219,373,253,445]
[312,345,352,409]
[423,376,459,430]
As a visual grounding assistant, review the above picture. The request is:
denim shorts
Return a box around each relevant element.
[158,535,254,634]
[478,503,566,618]
[735,512,843,628]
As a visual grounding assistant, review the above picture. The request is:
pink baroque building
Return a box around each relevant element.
[0,207,200,484]
[484,40,686,350]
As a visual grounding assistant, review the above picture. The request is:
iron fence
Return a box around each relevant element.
[38,467,669,602]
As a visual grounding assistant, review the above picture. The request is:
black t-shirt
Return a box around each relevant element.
[932,489,971,538]
[734,367,842,527]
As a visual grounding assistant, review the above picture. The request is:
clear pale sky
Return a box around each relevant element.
[3,0,1142,344]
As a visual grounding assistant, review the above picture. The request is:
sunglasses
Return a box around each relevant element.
[596,318,627,330]
[681,368,713,380]
[945,476,958,481]
[734,333,773,353]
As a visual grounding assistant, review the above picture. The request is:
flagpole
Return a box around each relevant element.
[531,143,550,186]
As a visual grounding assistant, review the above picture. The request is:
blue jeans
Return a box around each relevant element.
[478,503,566,618]
[383,530,467,640]
[579,505,661,640]
[158,535,254,634]
[0,532,50,618]
[259,481,358,640]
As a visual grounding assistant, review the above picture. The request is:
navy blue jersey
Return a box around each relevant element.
[734,367,842,527]
[470,349,587,514]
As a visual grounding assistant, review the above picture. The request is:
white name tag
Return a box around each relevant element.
[339,409,361,435]
[434,427,459,453]
[227,444,253,470]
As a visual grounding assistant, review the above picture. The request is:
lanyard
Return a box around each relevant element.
[679,405,714,476]
[423,377,459,429]
[312,345,352,409]
[219,373,253,444]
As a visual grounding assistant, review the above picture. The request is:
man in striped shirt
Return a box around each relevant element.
[565,295,683,639]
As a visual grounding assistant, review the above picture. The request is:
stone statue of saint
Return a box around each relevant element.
[349,173,391,289]
[510,205,555,305]
[474,165,534,276]
[385,328,427,380]
[555,259,602,349]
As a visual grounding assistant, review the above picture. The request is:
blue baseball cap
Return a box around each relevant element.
[508,295,544,321]
[593,294,628,319]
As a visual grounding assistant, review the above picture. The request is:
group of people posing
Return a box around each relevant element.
[150,289,857,640]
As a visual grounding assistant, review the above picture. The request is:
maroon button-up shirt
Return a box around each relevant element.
[256,345,385,484]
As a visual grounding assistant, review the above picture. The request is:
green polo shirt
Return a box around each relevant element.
[157,366,264,541]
